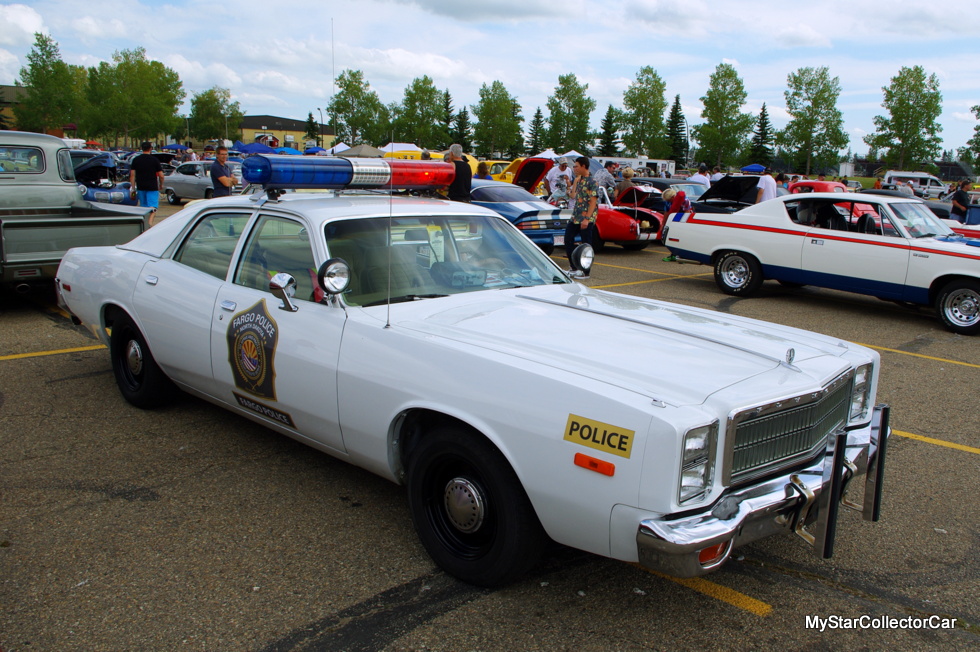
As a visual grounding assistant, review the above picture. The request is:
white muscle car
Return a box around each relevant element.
[665,192,980,335]
[55,157,889,587]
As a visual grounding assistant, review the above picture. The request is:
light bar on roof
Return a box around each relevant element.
[240,155,455,190]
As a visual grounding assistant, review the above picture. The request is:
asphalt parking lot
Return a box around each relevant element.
[2,202,978,650]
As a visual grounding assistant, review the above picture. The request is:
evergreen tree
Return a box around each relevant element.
[665,94,688,166]
[441,90,454,150]
[749,103,775,166]
[450,108,473,153]
[597,105,622,156]
[304,112,320,145]
[526,107,546,155]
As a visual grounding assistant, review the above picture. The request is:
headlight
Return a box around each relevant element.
[849,363,873,423]
[678,421,717,504]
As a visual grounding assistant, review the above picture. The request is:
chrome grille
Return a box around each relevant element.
[726,372,852,485]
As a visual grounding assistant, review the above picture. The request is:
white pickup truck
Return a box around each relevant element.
[0,131,150,292]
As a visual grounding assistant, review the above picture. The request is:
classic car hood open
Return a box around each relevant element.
[698,175,760,204]
[396,285,850,407]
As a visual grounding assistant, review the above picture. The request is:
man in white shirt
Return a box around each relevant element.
[709,165,724,183]
[755,167,778,203]
[544,157,574,201]
[688,164,711,187]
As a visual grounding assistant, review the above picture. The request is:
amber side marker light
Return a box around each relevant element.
[574,453,615,476]
[698,541,731,567]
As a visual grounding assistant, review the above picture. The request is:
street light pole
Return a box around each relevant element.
[316,107,324,147]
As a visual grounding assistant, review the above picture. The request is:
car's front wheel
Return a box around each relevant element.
[621,242,649,251]
[936,279,980,335]
[406,426,547,587]
[166,189,181,205]
[714,250,763,296]
[110,314,177,408]
[204,189,213,200]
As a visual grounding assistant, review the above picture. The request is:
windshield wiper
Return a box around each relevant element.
[362,294,448,307]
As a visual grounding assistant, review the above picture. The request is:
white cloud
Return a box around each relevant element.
[162,54,242,91]
[386,0,566,21]
[952,112,976,122]
[0,48,20,84]
[0,4,46,47]
[71,16,127,42]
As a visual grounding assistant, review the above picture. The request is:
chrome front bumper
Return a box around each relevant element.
[637,405,889,578]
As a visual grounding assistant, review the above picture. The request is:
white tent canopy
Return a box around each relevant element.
[533,148,558,159]
[325,142,349,155]
[560,150,584,159]
[379,142,422,153]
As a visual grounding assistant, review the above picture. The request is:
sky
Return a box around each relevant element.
[2,0,979,157]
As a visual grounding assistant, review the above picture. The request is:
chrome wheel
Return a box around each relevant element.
[126,339,144,377]
[720,256,750,289]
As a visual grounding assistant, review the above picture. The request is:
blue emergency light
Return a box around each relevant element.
[241,155,455,190]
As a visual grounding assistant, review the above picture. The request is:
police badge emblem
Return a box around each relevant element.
[227,300,279,400]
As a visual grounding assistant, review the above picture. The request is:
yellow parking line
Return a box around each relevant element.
[0,344,106,362]
[893,430,980,455]
[635,566,772,616]
[852,342,980,371]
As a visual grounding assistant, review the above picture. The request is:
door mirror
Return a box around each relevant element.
[269,272,298,312]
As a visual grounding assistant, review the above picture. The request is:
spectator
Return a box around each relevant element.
[950,179,971,223]
[755,167,778,203]
[544,157,574,203]
[614,167,635,198]
[421,148,431,160]
[474,161,493,180]
[209,146,236,198]
[775,173,788,189]
[873,177,882,189]
[710,165,724,183]
[817,173,826,182]
[689,164,711,187]
[565,156,598,278]
[446,144,472,202]
[128,141,164,226]
[593,161,617,195]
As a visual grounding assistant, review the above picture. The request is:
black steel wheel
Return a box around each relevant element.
[936,279,980,335]
[204,188,213,200]
[407,426,547,587]
[714,250,763,296]
[110,314,177,408]
[166,189,181,205]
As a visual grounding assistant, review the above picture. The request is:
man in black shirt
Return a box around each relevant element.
[129,141,164,224]
[446,143,471,202]
[950,179,971,223]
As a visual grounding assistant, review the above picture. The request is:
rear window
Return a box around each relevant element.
[0,146,44,174]
[471,185,539,203]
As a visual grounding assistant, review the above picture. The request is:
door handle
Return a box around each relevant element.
[145,275,159,285]
[220,300,237,311]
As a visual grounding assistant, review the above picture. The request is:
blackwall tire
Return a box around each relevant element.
[936,279,980,335]
[110,314,178,408]
[714,250,763,296]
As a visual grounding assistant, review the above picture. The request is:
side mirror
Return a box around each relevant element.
[568,243,594,276]
[269,272,298,312]
[316,258,351,295]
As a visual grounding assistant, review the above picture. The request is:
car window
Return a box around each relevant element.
[176,164,196,175]
[889,202,953,239]
[174,212,251,279]
[324,215,569,307]
[57,149,75,181]
[235,215,318,301]
[0,146,44,173]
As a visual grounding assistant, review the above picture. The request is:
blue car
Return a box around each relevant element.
[70,150,139,206]
[470,158,570,254]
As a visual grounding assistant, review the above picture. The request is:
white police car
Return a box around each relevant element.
[666,192,980,335]
[56,156,889,586]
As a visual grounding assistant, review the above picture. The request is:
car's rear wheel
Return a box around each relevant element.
[406,426,547,587]
[204,189,213,200]
[936,279,980,335]
[714,250,763,296]
[622,242,649,251]
[539,243,555,256]
[110,314,177,408]
[166,189,181,205]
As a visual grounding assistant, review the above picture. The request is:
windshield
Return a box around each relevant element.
[471,185,540,203]
[325,215,569,307]
[671,183,706,200]
[889,202,953,238]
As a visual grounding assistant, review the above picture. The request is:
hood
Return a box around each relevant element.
[699,174,760,204]
[396,285,852,407]
[72,152,117,175]
[513,157,554,192]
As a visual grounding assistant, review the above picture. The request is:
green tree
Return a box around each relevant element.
[779,66,848,175]
[665,94,689,166]
[622,66,667,158]
[85,48,184,146]
[440,90,454,150]
[864,65,943,170]
[471,80,523,158]
[546,73,596,153]
[304,112,319,144]
[691,63,753,168]
[962,104,980,164]
[329,69,387,146]
[188,87,242,143]
[525,107,546,155]
[392,76,447,148]
[450,108,473,153]
[14,33,82,133]
[748,103,775,166]
[597,105,622,156]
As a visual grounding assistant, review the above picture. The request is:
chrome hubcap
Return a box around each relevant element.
[126,340,144,377]
[443,477,485,533]
[946,290,980,326]
[722,258,748,287]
